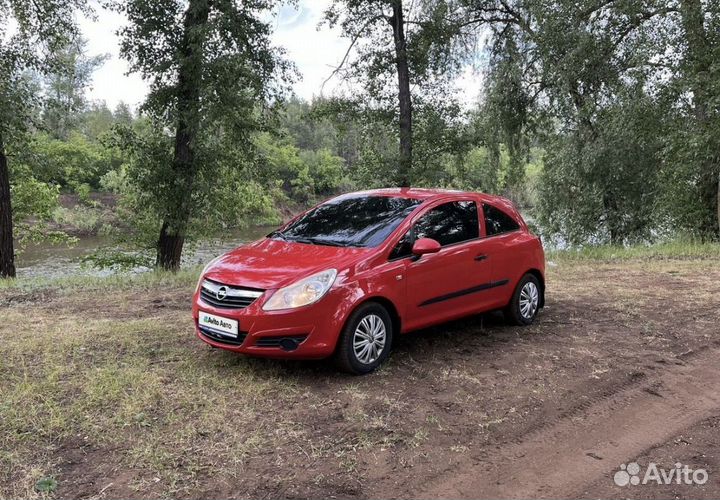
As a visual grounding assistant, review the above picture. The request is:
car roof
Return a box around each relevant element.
[340,187,508,204]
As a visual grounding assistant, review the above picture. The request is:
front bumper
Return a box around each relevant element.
[192,287,351,360]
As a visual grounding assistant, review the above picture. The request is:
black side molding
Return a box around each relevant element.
[419,279,509,307]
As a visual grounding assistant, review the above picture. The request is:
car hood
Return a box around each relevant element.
[203,237,371,290]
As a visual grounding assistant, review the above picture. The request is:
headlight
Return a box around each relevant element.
[195,255,222,293]
[263,269,337,311]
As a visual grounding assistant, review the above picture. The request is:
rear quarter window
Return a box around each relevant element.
[483,203,520,236]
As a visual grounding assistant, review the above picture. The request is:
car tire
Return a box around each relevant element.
[504,274,541,326]
[334,302,393,375]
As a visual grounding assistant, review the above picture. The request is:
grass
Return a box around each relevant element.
[0,265,202,292]
[0,302,305,497]
[547,238,720,262]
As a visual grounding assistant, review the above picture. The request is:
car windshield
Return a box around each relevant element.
[270,195,421,247]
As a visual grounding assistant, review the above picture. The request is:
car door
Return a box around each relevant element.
[479,201,525,308]
[393,199,494,331]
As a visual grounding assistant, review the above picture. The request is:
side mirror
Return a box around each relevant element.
[411,238,441,258]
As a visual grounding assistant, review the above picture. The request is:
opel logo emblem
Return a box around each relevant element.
[216,286,228,300]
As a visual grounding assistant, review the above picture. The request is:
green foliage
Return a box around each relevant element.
[4,0,720,276]
[96,122,280,266]
[28,132,116,190]
[452,147,501,193]
[52,205,103,233]
[9,163,75,250]
[323,0,474,185]
[537,86,666,245]
[299,148,346,194]
[461,0,720,244]
[42,37,109,139]
[111,0,292,268]
[99,164,128,194]
[35,476,58,493]
[0,0,91,142]
[256,132,347,202]
[80,102,134,141]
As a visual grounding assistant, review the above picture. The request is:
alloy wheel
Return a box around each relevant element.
[353,314,387,365]
[519,281,539,319]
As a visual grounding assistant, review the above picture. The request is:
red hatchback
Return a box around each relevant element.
[193,188,545,374]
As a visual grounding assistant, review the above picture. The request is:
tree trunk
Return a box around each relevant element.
[679,0,719,237]
[155,0,210,271]
[390,0,412,187]
[0,132,16,278]
[603,192,621,245]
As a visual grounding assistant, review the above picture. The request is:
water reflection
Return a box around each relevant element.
[15,225,277,280]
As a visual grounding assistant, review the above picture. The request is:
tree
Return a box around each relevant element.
[324,0,471,186]
[42,37,109,139]
[113,102,134,126]
[116,0,289,270]
[479,29,533,197]
[674,0,720,237]
[0,0,89,278]
[458,0,720,243]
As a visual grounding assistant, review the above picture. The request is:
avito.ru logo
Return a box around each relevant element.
[614,462,708,487]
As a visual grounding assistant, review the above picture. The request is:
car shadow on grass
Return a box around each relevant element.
[203,309,529,380]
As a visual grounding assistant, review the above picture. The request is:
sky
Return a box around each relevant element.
[80,1,484,111]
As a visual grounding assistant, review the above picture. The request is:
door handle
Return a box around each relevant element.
[474,254,488,262]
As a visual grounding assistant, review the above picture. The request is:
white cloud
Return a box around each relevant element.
[79,9,148,111]
[271,0,351,100]
[80,0,484,109]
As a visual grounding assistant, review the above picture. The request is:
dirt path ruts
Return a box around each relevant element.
[410,345,720,499]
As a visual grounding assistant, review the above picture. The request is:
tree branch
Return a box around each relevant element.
[321,14,387,93]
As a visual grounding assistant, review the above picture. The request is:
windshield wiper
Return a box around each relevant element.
[287,236,350,247]
[267,230,287,241]
[309,238,350,247]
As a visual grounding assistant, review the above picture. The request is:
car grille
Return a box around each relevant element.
[198,324,248,346]
[199,279,264,309]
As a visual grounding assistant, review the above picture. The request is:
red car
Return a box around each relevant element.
[193,188,545,374]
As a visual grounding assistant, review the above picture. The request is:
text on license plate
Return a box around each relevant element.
[199,311,239,337]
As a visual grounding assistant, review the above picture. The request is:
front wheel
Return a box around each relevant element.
[504,274,541,326]
[334,302,393,374]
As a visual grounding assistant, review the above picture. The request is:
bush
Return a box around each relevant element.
[27,132,117,190]
[52,206,102,234]
[10,165,75,249]
[256,132,346,202]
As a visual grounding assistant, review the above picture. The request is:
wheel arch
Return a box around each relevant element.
[525,268,545,308]
[363,296,401,336]
[340,295,402,343]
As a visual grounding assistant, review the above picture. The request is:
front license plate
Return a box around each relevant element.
[199,311,239,337]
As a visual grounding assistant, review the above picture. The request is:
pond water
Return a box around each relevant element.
[15,225,276,280]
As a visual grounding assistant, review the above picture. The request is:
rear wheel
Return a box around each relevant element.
[504,274,541,325]
[334,302,393,374]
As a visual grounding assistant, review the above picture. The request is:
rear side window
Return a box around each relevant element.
[389,201,479,259]
[483,203,520,236]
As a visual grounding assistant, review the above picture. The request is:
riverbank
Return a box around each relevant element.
[1,245,719,499]
[15,190,310,280]
[49,191,307,238]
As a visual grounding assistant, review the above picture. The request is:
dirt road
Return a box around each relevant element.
[1,257,719,499]
[413,344,720,499]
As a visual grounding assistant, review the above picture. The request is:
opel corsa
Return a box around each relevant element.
[193,188,545,374]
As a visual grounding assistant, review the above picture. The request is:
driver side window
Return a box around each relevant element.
[388,201,479,260]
